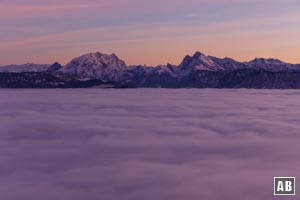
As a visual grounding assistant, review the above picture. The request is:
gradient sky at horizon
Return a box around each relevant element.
[0,0,299,66]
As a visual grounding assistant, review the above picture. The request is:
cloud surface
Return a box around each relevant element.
[0,89,300,199]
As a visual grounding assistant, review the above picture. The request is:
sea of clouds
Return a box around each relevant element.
[1,89,300,200]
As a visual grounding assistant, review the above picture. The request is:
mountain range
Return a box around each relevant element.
[1,51,300,88]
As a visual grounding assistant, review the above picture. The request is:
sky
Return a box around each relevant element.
[0,0,300,66]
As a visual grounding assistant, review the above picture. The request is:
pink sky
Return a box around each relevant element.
[0,0,299,66]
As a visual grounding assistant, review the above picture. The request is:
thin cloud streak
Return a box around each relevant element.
[0,2,125,18]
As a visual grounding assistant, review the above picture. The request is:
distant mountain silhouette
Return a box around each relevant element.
[1,51,300,88]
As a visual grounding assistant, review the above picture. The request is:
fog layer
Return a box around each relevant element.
[0,89,299,200]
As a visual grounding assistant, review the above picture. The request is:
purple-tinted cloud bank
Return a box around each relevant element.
[1,89,300,199]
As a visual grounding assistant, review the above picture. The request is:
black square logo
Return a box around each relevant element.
[274,177,295,195]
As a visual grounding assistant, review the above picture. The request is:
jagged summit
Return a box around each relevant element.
[193,51,205,58]
[179,51,224,73]
[45,62,62,74]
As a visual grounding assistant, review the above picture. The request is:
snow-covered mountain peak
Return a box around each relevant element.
[67,52,125,67]
[0,63,51,73]
[179,51,224,73]
[248,58,286,65]
[244,57,298,72]
[59,52,127,81]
